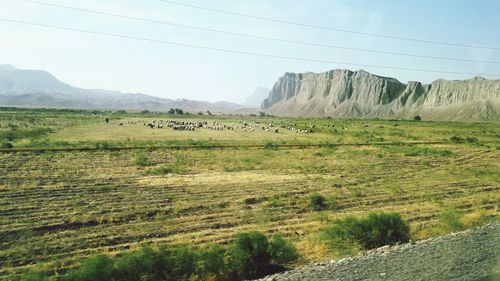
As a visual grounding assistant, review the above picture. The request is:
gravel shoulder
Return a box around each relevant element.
[258,223,500,281]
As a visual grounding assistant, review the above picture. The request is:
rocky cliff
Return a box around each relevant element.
[262,69,500,121]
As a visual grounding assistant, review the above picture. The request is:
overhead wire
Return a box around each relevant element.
[17,0,500,64]
[1,17,499,77]
[156,0,500,51]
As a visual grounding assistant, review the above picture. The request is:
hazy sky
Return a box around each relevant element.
[1,0,499,103]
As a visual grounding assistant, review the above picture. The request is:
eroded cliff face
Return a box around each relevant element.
[262,69,500,121]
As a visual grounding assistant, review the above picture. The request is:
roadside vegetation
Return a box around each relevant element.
[21,231,298,281]
[320,213,410,255]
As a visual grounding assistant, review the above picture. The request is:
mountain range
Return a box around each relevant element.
[2,65,499,121]
[262,69,500,121]
[0,64,252,113]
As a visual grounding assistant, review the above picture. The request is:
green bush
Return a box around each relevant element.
[198,245,226,276]
[229,231,271,279]
[466,137,479,143]
[62,246,197,281]
[228,231,298,279]
[134,153,151,166]
[63,255,114,281]
[264,141,278,150]
[1,142,13,149]
[309,193,327,211]
[144,165,174,175]
[321,212,410,251]
[111,248,156,281]
[21,231,298,281]
[268,235,299,264]
[20,268,52,281]
[450,136,479,144]
[94,141,110,149]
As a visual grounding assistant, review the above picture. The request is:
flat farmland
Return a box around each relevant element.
[0,109,499,279]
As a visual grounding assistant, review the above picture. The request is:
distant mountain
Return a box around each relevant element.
[243,86,270,107]
[262,69,500,121]
[0,65,248,113]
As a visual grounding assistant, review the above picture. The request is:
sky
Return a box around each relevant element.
[0,0,499,103]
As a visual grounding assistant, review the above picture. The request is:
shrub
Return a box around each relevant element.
[268,235,299,264]
[321,212,410,251]
[228,231,298,279]
[1,142,13,149]
[244,197,259,205]
[309,193,327,211]
[94,141,110,149]
[112,247,156,281]
[22,232,298,281]
[450,136,464,143]
[20,267,52,281]
[161,246,198,281]
[144,165,175,175]
[450,136,479,144]
[229,231,270,279]
[198,245,226,276]
[63,255,114,281]
[466,137,479,143]
[134,153,151,166]
[264,141,278,150]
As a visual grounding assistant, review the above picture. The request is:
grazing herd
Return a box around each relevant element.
[105,118,320,134]
[104,117,388,135]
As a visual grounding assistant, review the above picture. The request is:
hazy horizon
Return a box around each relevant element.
[1,0,499,103]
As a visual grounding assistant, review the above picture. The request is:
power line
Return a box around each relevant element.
[19,0,500,64]
[1,17,499,77]
[157,0,500,51]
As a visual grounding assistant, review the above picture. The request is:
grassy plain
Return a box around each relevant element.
[0,108,499,279]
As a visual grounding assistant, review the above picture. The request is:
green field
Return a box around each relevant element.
[0,108,499,280]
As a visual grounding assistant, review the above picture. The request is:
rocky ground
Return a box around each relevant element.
[257,223,500,281]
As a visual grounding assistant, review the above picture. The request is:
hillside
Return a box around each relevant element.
[262,69,500,121]
[0,64,249,113]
